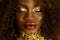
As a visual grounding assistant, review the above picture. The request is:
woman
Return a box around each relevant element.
[0,0,60,40]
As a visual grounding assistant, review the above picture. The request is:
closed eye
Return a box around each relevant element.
[33,7,41,12]
[20,7,27,12]
[16,7,27,12]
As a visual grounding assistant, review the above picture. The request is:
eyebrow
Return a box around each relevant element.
[17,3,41,8]
[17,4,27,8]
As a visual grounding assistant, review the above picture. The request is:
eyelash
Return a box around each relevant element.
[16,9,26,12]
[35,10,43,12]
[17,10,41,13]
[34,10,41,12]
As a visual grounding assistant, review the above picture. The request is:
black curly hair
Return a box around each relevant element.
[0,0,60,40]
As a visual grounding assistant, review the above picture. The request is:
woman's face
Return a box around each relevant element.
[16,0,44,34]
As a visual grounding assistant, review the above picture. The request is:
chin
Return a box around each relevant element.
[25,29,37,34]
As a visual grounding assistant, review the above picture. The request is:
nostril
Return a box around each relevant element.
[25,16,33,20]
[24,13,34,20]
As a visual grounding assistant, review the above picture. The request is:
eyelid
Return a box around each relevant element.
[19,7,27,12]
[33,7,40,12]
[16,5,27,12]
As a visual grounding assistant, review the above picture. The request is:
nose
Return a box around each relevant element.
[25,10,34,20]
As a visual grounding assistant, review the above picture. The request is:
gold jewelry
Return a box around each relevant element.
[16,31,45,40]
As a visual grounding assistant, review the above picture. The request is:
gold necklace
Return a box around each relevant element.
[16,31,45,40]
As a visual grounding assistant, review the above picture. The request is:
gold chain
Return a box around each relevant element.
[16,31,44,40]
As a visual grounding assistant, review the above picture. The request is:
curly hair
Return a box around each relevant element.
[0,0,60,40]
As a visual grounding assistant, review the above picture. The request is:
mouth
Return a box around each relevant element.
[24,22,36,30]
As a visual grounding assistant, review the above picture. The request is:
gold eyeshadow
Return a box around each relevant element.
[17,6,41,13]
[19,7,27,12]
[33,7,40,12]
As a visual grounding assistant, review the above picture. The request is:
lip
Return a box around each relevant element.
[24,22,36,30]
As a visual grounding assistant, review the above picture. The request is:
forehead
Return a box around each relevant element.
[17,0,45,6]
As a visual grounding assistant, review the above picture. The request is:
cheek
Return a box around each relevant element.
[16,13,25,26]
[35,13,43,21]
[37,16,43,25]
[35,13,43,26]
[16,13,24,21]
[16,14,25,30]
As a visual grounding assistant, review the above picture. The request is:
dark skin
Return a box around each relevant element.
[0,0,60,40]
[16,0,44,34]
